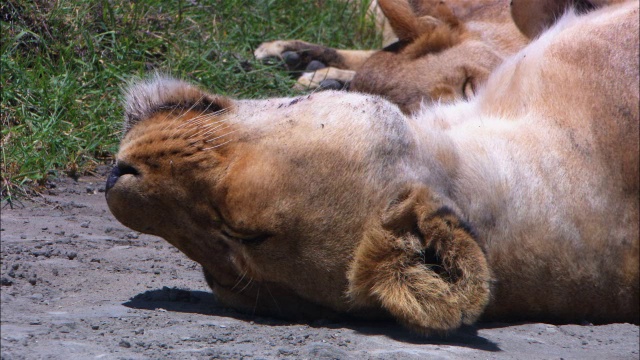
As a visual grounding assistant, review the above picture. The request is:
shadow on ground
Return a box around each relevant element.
[124,287,501,352]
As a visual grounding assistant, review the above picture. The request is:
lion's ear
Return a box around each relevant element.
[378,0,460,43]
[348,184,491,335]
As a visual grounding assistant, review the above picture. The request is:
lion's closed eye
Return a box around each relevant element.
[220,227,270,245]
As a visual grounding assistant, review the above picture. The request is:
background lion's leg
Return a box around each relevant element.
[254,40,376,71]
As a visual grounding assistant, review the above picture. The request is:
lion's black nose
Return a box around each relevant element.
[105,163,139,192]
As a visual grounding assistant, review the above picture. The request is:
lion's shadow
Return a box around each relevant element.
[123,287,501,352]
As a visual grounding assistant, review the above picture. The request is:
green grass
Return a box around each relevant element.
[0,0,380,199]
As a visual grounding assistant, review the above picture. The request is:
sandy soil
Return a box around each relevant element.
[1,170,638,360]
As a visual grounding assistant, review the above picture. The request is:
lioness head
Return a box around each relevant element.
[106,76,490,335]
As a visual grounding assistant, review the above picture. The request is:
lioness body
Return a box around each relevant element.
[107,2,639,334]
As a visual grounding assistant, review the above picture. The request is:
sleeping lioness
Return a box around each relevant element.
[106,1,639,335]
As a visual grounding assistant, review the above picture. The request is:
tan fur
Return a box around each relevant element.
[107,2,639,335]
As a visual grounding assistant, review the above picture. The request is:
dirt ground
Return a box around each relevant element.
[1,170,638,360]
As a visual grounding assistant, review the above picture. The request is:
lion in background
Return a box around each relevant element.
[256,0,530,114]
[255,0,628,113]
[106,1,639,335]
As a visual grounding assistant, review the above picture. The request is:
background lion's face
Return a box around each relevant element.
[106,86,414,317]
[351,39,506,114]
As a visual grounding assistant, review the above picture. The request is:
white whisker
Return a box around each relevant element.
[230,270,248,292]
[197,121,239,140]
[186,115,239,139]
[179,111,218,129]
[264,285,282,315]
[238,277,254,294]
[180,107,231,128]
[253,286,261,315]
[201,139,233,151]
[176,117,212,137]
[165,96,209,137]
[179,94,207,119]
[159,105,181,131]
[172,108,235,139]
[203,128,240,143]
[178,116,209,129]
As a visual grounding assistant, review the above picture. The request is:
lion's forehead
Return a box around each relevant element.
[233,92,412,148]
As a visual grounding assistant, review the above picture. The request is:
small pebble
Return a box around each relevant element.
[119,339,131,348]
